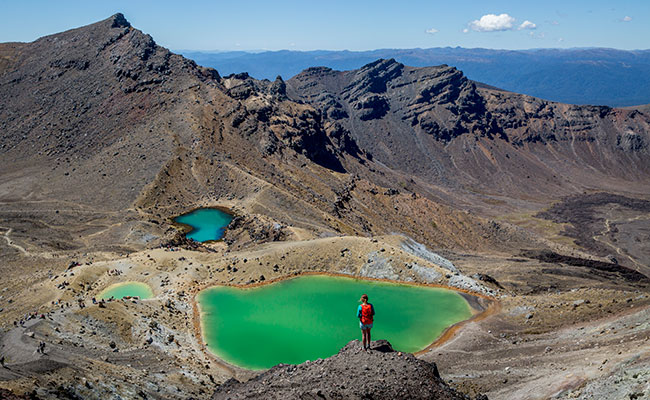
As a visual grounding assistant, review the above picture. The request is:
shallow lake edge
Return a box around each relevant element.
[191,271,497,374]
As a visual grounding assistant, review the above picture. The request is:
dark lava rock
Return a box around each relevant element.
[535,193,650,259]
[163,234,215,252]
[269,75,287,100]
[472,273,504,289]
[355,94,390,120]
[344,58,404,97]
[212,340,478,399]
[0,389,36,399]
[521,249,650,285]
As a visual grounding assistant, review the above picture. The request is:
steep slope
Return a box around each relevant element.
[287,59,650,214]
[0,13,217,209]
[0,15,530,258]
[0,14,347,212]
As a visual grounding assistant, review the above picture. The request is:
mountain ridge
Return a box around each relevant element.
[2,13,650,252]
[181,47,650,107]
[286,57,650,207]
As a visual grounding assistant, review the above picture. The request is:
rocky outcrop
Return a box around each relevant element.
[343,58,404,98]
[617,131,647,151]
[213,340,482,399]
[0,389,32,400]
[287,59,500,142]
[269,75,287,100]
[221,70,348,172]
[342,59,402,121]
[520,249,650,284]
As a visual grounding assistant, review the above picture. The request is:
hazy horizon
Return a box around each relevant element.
[176,46,650,53]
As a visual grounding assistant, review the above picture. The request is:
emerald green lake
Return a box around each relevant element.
[198,275,473,370]
[174,208,233,242]
[99,282,153,300]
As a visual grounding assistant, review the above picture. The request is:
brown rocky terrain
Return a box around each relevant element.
[213,340,479,399]
[0,13,649,400]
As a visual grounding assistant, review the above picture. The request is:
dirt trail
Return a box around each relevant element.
[592,214,650,273]
[0,225,63,259]
[0,227,28,256]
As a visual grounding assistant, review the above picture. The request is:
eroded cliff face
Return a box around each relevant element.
[219,72,345,172]
[287,58,650,202]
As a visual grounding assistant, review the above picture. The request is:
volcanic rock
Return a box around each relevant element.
[212,340,478,400]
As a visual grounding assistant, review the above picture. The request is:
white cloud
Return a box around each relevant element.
[519,20,537,30]
[469,13,515,32]
[462,28,469,33]
[425,28,439,34]
[622,16,632,22]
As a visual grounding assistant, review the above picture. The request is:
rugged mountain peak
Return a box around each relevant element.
[223,72,259,99]
[0,13,227,208]
[358,57,402,74]
[345,58,404,97]
[290,66,338,83]
[288,58,493,138]
[269,75,287,99]
[110,12,131,28]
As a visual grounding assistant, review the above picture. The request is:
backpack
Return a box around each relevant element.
[361,303,374,324]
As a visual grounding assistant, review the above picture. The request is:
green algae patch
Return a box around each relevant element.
[99,282,154,300]
[174,208,234,242]
[198,275,473,370]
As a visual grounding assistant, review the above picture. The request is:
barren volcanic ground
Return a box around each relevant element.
[0,14,649,400]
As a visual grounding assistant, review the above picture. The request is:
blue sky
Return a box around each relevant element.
[1,1,648,51]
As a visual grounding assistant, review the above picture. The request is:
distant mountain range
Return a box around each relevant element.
[180,48,650,107]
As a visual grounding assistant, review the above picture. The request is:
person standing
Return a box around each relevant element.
[357,294,375,351]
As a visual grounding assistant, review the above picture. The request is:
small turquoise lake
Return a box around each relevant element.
[174,208,233,242]
[99,282,153,300]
